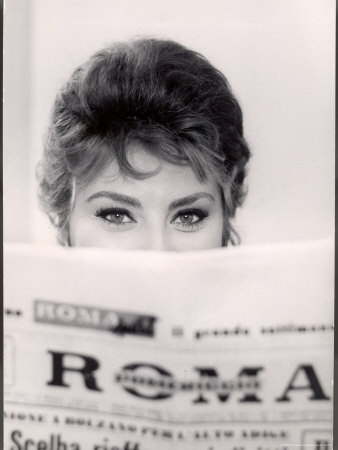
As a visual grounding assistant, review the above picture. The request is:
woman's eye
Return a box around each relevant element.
[174,213,200,225]
[95,208,135,226]
[171,209,208,229]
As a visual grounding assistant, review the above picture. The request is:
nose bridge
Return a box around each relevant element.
[146,223,170,251]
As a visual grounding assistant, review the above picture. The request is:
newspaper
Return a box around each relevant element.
[4,240,333,449]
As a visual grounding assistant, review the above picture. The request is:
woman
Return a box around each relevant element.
[38,38,250,250]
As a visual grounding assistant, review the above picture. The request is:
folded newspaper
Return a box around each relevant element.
[4,240,334,449]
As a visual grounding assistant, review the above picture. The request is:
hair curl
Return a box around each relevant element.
[37,38,250,245]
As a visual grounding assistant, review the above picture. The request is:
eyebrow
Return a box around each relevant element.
[86,191,142,208]
[168,192,215,210]
[86,191,215,210]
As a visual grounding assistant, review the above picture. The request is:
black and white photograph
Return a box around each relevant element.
[4,1,335,448]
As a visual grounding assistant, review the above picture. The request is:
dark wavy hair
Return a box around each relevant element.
[37,38,250,245]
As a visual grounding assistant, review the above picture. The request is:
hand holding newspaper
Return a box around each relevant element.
[4,240,333,449]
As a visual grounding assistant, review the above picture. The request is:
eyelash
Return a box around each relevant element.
[94,207,209,230]
[95,207,135,228]
[171,208,209,231]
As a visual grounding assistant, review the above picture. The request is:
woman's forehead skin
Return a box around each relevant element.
[79,146,221,208]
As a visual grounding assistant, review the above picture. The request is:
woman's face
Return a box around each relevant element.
[69,145,224,251]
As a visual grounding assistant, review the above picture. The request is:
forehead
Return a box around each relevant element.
[78,145,221,200]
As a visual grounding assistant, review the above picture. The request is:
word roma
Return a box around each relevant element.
[34,300,156,337]
[47,351,330,403]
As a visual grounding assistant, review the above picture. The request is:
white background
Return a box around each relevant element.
[4,0,335,245]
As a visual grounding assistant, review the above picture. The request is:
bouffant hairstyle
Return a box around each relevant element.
[38,38,250,245]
